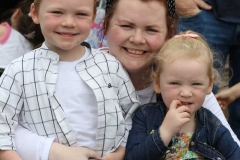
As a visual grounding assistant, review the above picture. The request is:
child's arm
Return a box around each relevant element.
[125,100,190,160]
[48,143,100,160]
[0,150,23,160]
[159,100,191,146]
[101,146,125,160]
[14,125,100,160]
[214,124,240,158]
[215,82,240,110]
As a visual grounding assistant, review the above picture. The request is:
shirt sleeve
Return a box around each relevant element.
[116,63,140,147]
[0,65,23,150]
[15,125,55,160]
[203,92,240,146]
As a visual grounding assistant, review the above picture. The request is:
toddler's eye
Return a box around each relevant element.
[192,83,201,86]
[170,82,179,85]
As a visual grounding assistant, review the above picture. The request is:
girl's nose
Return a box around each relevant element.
[129,29,146,44]
[61,15,76,27]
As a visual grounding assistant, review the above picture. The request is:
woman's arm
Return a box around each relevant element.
[203,92,240,146]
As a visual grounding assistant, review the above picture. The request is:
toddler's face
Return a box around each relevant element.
[154,59,213,115]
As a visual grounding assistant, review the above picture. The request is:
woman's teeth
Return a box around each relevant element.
[127,49,144,55]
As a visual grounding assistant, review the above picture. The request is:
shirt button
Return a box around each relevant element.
[190,141,195,146]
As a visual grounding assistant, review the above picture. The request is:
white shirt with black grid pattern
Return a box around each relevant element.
[0,43,140,156]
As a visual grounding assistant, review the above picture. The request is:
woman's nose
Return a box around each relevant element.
[129,29,146,44]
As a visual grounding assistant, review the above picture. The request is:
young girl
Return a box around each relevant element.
[0,0,44,71]
[0,0,139,160]
[125,31,240,160]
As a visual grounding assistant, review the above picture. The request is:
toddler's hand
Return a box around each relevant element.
[159,100,190,145]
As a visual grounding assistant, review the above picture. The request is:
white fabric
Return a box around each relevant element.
[137,85,156,105]
[55,48,97,150]
[0,43,140,158]
[15,125,55,160]
[0,24,32,68]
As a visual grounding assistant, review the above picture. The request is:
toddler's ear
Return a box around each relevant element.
[207,76,214,95]
[30,3,40,24]
[153,79,161,93]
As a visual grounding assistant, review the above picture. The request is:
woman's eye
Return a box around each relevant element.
[120,25,132,29]
[146,28,158,32]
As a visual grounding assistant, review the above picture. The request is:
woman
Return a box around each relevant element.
[3,0,239,160]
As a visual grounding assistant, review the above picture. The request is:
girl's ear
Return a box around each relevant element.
[153,79,161,93]
[30,3,40,24]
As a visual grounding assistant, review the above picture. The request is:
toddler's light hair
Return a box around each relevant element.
[152,30,220,85]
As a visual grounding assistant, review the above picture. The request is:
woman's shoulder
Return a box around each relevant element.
[90,47,122,64]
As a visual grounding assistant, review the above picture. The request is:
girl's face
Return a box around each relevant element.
[31,0,95,54]
[106,0,168,74]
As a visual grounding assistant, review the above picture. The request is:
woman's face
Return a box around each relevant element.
[106,0,168,74]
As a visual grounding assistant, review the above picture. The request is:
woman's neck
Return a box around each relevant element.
[128,70,152,91]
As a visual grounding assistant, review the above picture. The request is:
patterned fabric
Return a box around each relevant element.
[165,132,204,160]
[86,8,108,48]
[167,0,175,18]
[0,43,140,156]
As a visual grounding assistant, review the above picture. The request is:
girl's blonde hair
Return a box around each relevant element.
[33,0,99,19]
[152,30,220,85]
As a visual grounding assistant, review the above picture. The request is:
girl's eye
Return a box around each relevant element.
[77,13,88,16]
[52,11,62,14]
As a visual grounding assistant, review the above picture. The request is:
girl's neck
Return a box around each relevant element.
[128,69,152,91]
[179,113,196,133]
